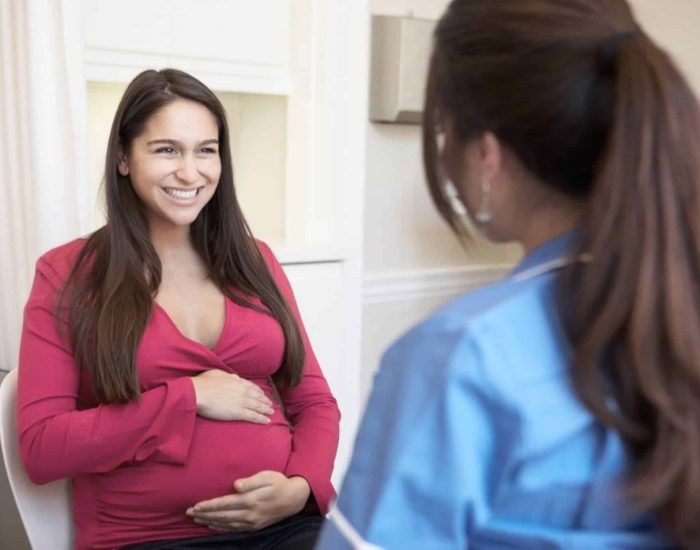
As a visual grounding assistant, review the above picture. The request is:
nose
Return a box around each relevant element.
[175,154,199,185]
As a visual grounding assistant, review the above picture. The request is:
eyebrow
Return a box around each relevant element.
[147,139,219,146]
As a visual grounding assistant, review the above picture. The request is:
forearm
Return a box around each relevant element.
[19,375,197,484]
[284,402,340,513]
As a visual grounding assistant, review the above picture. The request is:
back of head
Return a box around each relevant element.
[424,0,700,544]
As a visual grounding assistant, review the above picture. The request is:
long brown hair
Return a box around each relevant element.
[61,69,305,403]
[424,0,700,545]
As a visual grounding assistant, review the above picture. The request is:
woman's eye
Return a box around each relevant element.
[200,147,218,154]
[155,147,177,154]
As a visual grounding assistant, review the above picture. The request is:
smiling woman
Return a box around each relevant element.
[16,69,339,550]
[118,100,222,229]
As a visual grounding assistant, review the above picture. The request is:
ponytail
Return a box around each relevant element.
[563,34,700,545]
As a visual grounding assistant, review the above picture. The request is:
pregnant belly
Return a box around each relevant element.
[91,414,293,520]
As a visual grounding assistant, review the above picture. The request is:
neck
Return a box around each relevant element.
[518,201,583,254]
[148,218,194,258]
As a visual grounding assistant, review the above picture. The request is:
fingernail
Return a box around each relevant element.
[186,508,193,515]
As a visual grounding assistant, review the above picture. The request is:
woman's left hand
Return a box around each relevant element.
[186,471,311,532]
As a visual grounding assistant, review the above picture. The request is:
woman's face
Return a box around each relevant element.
[118,98,222,229]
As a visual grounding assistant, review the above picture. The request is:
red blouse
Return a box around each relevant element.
[17,238,340,549]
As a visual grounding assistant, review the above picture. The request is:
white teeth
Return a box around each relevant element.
[164,187,198,199]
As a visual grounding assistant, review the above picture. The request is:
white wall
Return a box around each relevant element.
[632,0,700,92]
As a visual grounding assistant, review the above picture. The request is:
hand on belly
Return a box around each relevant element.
[186,471,311,531]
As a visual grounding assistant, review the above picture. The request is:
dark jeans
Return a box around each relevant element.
[121,514,323,550]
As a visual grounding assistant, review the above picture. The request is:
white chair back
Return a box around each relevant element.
[0,368,73,550]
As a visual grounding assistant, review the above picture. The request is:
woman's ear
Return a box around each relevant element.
[478,131,503,182]
[117,147,129,176]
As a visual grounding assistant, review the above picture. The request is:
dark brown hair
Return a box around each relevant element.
[424,0,700,545]
[60,69,305,402]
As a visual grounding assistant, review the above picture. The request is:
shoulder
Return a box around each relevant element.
[381,273,567,396]
[36,236,91,283]
[253,238,279,267]
[368,274,573,464]
[253,239,288,283]
[253,238,270,252]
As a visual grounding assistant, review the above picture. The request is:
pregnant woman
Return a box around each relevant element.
[17,68,340,550]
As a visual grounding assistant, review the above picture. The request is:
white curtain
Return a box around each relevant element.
[0,0,91,371]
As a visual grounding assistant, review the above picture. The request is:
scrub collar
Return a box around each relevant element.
[510,230,585,282]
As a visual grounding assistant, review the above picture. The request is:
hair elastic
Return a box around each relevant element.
[597,28,643,74]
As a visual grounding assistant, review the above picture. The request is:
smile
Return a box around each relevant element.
[161,187,202,199]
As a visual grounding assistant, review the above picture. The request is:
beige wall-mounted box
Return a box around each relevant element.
[369,15,436,124]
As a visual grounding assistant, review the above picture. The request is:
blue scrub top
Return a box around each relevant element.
[316,232,675,550]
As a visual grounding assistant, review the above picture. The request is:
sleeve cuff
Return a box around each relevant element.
[135,377,198,465]
[285,456,336,515]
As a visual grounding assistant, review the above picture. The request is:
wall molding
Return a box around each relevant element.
[363,264,513,305]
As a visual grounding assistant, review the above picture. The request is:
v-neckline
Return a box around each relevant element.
[152,297,229,353]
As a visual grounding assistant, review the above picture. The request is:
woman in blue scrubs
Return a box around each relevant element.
[317,1,700,548]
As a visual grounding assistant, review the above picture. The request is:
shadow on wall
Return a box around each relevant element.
[0,371,31,550]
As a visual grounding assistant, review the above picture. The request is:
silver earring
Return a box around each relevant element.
[443,181,468,217]
[474,179,492,224]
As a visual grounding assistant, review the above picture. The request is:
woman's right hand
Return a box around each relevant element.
[190,370,274,423]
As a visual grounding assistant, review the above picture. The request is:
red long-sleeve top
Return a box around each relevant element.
[17,238,340,549]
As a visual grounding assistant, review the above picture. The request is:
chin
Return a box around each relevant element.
[159,210,204,227]
[172,215,202,227]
